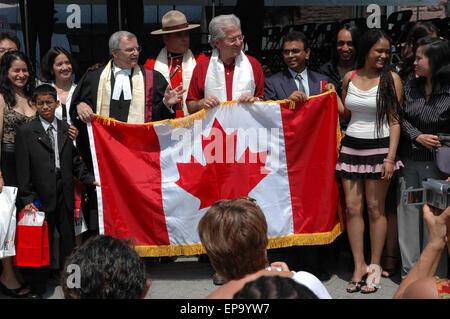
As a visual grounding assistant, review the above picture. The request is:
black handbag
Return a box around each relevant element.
[436,133,450,176]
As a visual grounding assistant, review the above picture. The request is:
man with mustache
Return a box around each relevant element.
[319,24,359,98]
[71,30,181,125]
[69,31,182,235]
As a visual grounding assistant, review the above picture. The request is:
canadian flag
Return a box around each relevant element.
[88,91,344,256]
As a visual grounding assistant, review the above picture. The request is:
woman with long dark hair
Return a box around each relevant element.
[0,50,36,298]
[40,47,77,126]
[397,37,450,280]
[398,21,438,82]
[335,29,403,294]
[382,21,437,279]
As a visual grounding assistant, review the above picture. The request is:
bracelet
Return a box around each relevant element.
[383,158,395,164]
[385,156,396,161]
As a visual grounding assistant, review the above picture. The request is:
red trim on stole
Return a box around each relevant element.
[144,68,154,122]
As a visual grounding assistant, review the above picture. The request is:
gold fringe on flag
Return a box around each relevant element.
[170,109,207,128]
[336,115,342,155]
[134,242,206,257]
[132,222,344,257]
[267,223,344,249]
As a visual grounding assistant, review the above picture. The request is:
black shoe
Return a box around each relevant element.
[212,273,227,286]
[0,281,30,298]
[28,283,46,298]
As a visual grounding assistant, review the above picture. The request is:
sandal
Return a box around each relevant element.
[346,273,368,293]
[361,264,381,294]
[382,255,397,278]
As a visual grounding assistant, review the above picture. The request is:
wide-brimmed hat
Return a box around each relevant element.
[151,10,200,35]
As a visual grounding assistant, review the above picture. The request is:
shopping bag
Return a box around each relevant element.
[14,209,50,267]
[0,186,18,258]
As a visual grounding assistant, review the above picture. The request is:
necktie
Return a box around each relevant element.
[295,73,306,93]
[61,103,67,122]
[47,124,55,150]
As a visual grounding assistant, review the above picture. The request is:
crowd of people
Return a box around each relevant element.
[0,9,449,299]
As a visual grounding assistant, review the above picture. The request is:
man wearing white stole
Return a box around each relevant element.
[69,31,182,234]
[185,15,264,286]
[186,14,264,114]
[70,31,182,125]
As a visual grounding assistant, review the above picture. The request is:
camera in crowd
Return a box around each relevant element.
[403,178,450,210]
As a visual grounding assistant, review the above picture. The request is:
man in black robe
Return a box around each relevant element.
[70,30,183,234]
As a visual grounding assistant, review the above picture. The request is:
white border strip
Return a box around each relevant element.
[87,122,104,235]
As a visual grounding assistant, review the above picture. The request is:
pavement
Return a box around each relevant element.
[0,246,401,300]
[139,252,402,300]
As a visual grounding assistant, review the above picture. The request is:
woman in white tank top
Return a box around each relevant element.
[335,29,403,295]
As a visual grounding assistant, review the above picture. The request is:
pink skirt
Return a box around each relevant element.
[335,135,403,180]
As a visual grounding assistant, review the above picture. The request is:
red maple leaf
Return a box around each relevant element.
[176,119,270,209]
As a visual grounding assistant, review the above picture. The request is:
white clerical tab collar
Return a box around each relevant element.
[112,64,132,100]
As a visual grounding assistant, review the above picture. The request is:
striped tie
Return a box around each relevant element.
[47,124,55,150]
[295,73,306,93]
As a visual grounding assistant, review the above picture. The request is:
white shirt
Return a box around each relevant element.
[345,82,390,139]
[52,82,77,126]
[288,67,310,97]
[39,116,60,169]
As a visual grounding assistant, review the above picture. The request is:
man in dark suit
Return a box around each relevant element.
[264,31,330,101]
[69,30,183,234]
[15,84,98,297]
[265,31,335,281]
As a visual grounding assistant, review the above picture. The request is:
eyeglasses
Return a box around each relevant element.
[0,48,16,54]
[121,46,142,53]
[281,48,304,56]
[224,34,245,44]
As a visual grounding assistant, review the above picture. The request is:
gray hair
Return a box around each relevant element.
[108,31,137,55]
[208,14,241,48]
